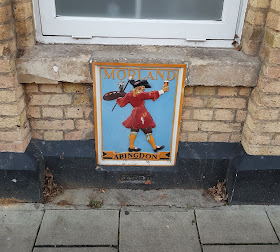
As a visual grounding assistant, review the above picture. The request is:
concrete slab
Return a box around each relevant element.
[51,188,223,208]
[266,206,280,238]
[17,44,260,87]
[36,210,119,246]
[0,210,43,252]
[119,210,201,252]
[0,203,44,211]
[203,245,280,252]
[33,248,117,252]
[196,207,278,244]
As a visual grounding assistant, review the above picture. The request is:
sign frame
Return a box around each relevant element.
[92,62,186,166]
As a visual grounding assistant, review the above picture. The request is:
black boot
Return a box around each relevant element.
[128,147,141,152]
[154,145,165,152]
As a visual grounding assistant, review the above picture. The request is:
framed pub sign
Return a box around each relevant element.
[92,63,186,166]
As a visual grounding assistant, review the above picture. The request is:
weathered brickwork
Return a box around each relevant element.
[0,0,30,152]
[25,83,94,141]
[242,0,280,155]
[180,86,252,143]
[25,84,252,143]
[241,0,270,55]
[11,0,35,51]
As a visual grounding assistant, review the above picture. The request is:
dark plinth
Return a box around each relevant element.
[0,141,44,202]
[227,147,280,205]
[1,139,280,204]
[35,140,239,190]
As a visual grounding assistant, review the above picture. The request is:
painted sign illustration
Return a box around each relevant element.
[93,63,186,166]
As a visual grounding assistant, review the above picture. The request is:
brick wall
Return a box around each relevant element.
[242,0,280,155]
[242,0,270,55]
[0,0,30,152]
[180,86,252,143]
[25,84,252,143]
[25,83,94,141]
[11,0,35,51]
[1,0,279,155]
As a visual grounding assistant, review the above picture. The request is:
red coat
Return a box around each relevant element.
[117,91,160,129]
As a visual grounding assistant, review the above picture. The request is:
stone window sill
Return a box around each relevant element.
[16,44,261,87]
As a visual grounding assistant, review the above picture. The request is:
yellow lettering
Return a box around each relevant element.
[167,70,176,81]
[112,152,161,160]
[128,69,136,79]
[156,70,164,80]
[104,69,115,79]
[117,70,126,80]
[146,71,154,80]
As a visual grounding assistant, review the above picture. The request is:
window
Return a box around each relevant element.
[35,0,247,46]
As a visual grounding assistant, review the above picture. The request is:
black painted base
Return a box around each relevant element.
[1,139,280,204]
[227,146,280,204]
[38,140,239,190]
[0,142,44,202]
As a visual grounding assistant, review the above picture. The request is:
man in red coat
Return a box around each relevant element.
[117,80,169,152]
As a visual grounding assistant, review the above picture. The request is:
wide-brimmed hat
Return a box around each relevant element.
[130,79,151,88]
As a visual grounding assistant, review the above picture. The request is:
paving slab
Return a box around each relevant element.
[36,210,119,246]
[0,203,44,211]
[33,248,117,252]
[266,206,280,238]
[119,210,201,252]
[0,210,44,252]
[203,245,280,252]
[196,207,278,244]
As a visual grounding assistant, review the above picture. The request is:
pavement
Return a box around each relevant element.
[1,189,280,252]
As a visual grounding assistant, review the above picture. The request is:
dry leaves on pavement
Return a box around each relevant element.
[206,181,228,203]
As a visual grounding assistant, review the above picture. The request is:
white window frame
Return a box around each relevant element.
[33,0,248,47]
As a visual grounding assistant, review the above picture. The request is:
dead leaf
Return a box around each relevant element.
[206,181,228,203]
[144,179,152,185]
[236,45,242,51]
[100,188,106,193]
[56,200,72,206]
[43,168,64,203]
[160,194,168,200]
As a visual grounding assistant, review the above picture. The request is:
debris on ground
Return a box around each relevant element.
[120,201,127,206]
[205,181,228,203]
[0,198,23,205]
[56,200,72,206]
[160,194,168,200]
[144,179,152,185]
[88,198,103,209]
[43,168,64,203]
[100,188,106,193]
